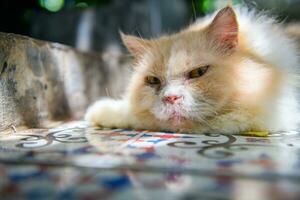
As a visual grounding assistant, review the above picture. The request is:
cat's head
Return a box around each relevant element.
[121,7,278,129]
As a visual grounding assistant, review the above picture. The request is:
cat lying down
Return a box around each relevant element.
[85,6,300,134]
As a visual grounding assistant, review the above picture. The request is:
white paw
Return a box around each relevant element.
[85,98,130,128]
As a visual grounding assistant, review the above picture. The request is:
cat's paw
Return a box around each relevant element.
[85,99,130,128]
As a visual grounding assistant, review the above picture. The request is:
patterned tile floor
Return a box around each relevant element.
[0,121,300,200]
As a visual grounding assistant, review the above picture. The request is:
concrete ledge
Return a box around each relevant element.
[0,32,130,130]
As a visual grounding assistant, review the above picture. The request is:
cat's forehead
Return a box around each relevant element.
[144,34,211,77]
[166,37,211,75]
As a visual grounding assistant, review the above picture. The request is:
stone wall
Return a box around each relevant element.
[0,32,131,131]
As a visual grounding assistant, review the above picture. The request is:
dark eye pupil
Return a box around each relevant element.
[188,65,209,79]
[198,68,205,76]
[146,76,160,85]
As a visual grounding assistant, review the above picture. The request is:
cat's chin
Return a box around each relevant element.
[166,112,188,125]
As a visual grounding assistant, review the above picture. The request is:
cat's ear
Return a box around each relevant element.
[120,32,152,58]
[208,6,238,50]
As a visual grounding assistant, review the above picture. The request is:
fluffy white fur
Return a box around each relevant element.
[85,6,300,134]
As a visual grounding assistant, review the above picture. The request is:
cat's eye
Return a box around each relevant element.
[145,76,161,85]
[188,65,210,79]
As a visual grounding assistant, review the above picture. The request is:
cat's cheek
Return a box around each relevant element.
[183,79,190,85]
[184,78,202,87]
[135,86,158,109]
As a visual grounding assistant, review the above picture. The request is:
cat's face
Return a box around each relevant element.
[122,7,276,129]
[130,36,233,126]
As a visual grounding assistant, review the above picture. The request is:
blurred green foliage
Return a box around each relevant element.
[195,0,242,14]
[38,0,111,12]
[74,0,110,8]
[39,0,65,12]
[38,0,243,13]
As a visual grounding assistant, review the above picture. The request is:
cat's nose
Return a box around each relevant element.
[163,95,182,104]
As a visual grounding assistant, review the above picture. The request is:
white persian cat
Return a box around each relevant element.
[85,6,300,134]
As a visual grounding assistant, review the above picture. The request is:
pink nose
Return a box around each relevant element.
[163,95,182,104]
